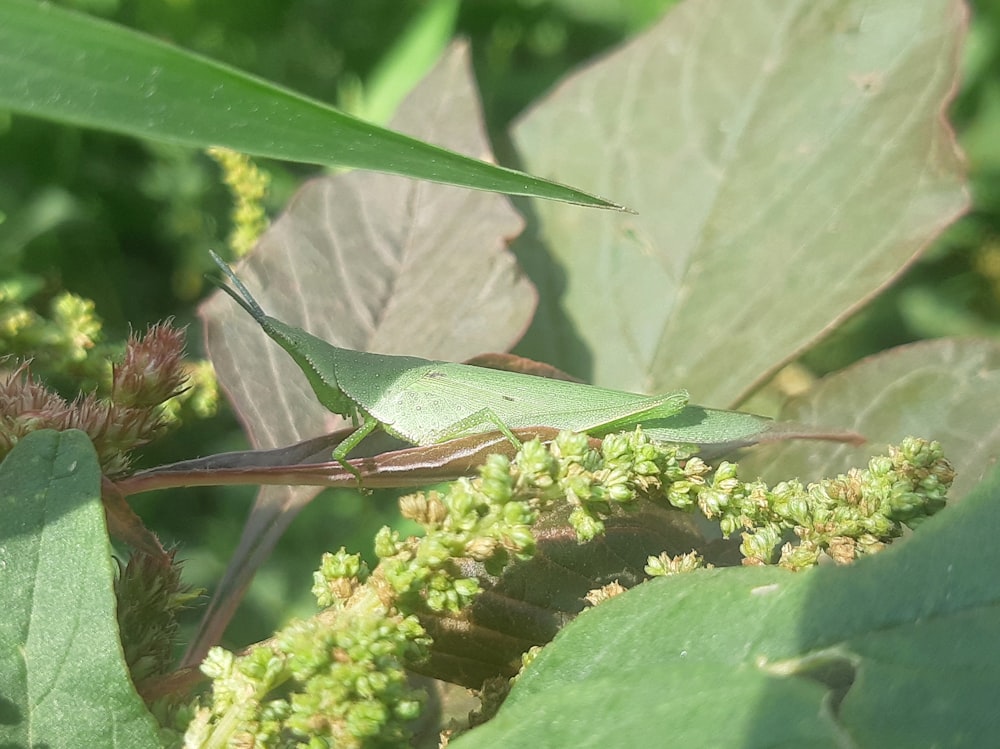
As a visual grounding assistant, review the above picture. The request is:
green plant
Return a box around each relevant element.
[2,0,999,747]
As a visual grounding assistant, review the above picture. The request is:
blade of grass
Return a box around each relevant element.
[0,0,623,210]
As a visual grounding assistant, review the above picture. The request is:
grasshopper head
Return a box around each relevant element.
[209,250,266,322]
[210,250,359,422]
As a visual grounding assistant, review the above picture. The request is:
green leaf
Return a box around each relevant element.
[512,0,968,403]
[0,430,160,748]
[0,0,619,209]
[740,338,1000,501]
[455,462,1000,747]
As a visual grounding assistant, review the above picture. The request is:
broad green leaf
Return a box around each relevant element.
[191,42,538,666]
[0,0,619,209]
[739,338,1000,501]
[455,461,1000,748]
[512,0,968,404]
[0,430,160,748]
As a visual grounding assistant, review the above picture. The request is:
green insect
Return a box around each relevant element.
[211,252,698,474]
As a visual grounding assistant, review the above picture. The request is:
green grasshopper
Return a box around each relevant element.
[211,252,696,474]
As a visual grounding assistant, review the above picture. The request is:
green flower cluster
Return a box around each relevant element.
[185,584,429,749]
[312,547,371,609]
[0,273,105,387]
[357,429,954,621]
[206,147,271,258]
[644,551,706,577]
[189,431,953,746]
[695,437,953,569]
[375,462,536,613]
[370,430,697,616]
[566,429,695,540]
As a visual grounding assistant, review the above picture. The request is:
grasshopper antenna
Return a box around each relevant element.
[208,250,266,321]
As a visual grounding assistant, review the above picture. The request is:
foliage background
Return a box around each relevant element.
[3,0,998,650]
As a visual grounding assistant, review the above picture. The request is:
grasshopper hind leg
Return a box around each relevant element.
[430,407,523,449]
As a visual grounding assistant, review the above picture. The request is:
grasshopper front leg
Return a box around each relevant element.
[331,414,382,482]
